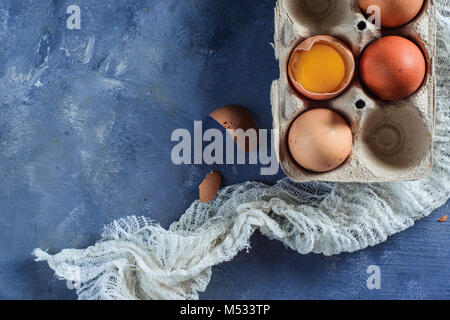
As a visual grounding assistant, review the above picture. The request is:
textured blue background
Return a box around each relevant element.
[0,0,448,300]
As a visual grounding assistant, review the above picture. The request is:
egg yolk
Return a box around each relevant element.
[291,44,346,94]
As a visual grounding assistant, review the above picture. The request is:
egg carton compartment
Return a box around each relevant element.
[271,0,436,182]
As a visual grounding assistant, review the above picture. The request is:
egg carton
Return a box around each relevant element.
[271,0,436,183]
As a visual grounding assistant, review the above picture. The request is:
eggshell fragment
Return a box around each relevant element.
[359,0,424,28]
[288,35,355,101]
[288,108,353,173]
[210,105,258,152]
[199,170,221,203]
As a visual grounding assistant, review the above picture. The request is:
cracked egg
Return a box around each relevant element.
[288,35,355,101]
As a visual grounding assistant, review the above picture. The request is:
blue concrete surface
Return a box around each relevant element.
[0,0,448,300]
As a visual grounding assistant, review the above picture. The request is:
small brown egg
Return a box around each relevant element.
[199,170,221,203]
[288,108,353,173]
[288,35,355,101]
[210,105,258,152]
[360,36,426,101]
[359,0,424,28]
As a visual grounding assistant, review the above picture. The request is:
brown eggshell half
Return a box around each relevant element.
[288,35,355,101]
[210,105,258,152]
[199,170,222,203]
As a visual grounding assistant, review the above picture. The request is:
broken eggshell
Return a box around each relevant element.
[199,170,222,203]
[210,105,258,152]
[288,35,355,101]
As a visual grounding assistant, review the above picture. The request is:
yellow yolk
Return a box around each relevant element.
[291,44,346,94]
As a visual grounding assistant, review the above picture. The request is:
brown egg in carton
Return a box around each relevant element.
[271,0,436,182]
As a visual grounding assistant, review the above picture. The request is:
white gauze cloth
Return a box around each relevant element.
[34,1,450,300]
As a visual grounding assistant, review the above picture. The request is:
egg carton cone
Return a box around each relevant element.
[271,0,436,183]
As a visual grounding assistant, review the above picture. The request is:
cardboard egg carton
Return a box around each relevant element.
[271,0,436,183]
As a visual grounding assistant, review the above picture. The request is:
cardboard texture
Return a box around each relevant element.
[271,0,436,182]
